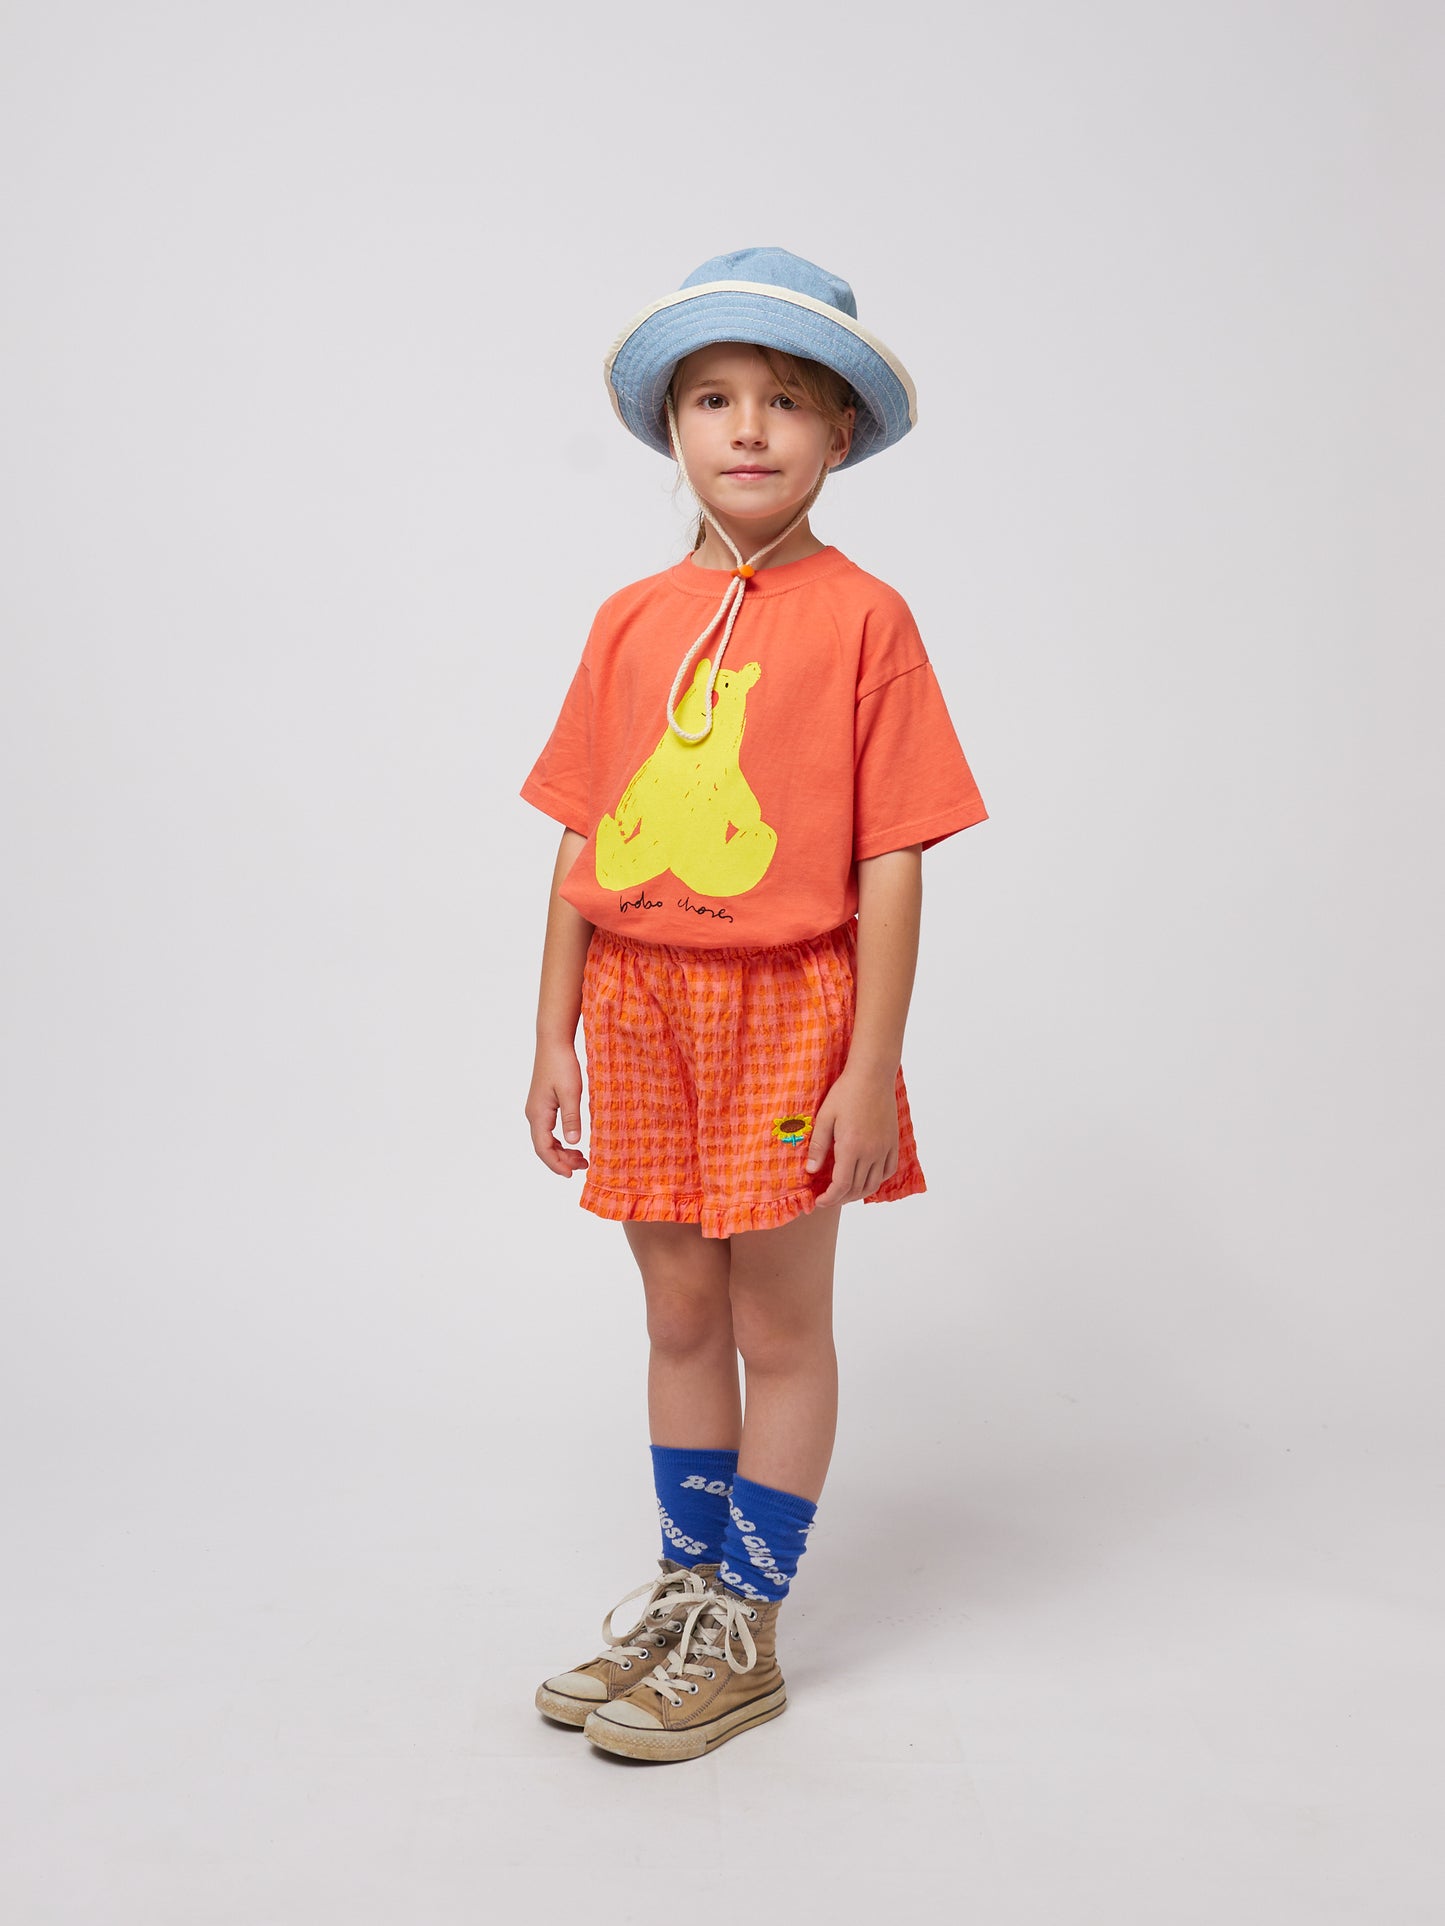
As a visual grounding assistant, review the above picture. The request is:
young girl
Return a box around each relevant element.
[521,248,988,1762]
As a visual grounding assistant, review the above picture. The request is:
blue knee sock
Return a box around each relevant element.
[650,1445,739,1567]
[716,1473,818,1601]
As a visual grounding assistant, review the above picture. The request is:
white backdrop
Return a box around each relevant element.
[2,3,1441,1921]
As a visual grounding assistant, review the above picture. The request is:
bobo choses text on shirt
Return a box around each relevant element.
[521,547,988,949]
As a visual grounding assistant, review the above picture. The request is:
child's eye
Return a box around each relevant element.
[773,393,798,410]
[698,394,727,409]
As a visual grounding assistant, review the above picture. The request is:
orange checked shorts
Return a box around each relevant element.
[579,920,926,1240]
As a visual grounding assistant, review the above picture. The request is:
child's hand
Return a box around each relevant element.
[525,1042,590,1177]
[806,1067,899,1209]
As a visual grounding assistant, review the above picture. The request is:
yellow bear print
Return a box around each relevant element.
[595,658,777,897]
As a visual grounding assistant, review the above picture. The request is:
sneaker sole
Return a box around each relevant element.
[534,1683,599,1727]
[583,1685,787,1762]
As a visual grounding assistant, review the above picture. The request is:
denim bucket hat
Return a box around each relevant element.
[604,247,916,470]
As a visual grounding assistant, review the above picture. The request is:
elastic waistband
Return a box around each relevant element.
[592,919,857,967]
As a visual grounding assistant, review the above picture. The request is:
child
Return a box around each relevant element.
[521,248,988,1762]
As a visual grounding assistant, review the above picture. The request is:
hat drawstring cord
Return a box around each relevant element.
[663,392,829,744]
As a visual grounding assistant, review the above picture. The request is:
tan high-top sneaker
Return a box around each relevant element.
[583,1581,787,1761]
[535,1559,719,1727]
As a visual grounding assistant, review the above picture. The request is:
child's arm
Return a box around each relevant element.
[525,827,594,1177]
[807,844,923,1208]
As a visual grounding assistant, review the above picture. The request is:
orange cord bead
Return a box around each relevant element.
[732,564,756,579]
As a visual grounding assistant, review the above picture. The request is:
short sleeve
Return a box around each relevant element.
[853,659,989,860]
[520,657,592,834]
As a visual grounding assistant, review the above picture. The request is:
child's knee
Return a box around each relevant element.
[644,1282,734,1357]
[728,1294,831,1375]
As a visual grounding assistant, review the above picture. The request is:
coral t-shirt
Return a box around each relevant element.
[520,546,988,949]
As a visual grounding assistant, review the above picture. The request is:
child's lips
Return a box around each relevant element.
[724,467,778,479]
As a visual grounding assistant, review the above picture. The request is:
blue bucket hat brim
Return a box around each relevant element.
[604,273,917,471]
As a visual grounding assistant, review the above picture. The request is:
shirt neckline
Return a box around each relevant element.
[666,544,851,599]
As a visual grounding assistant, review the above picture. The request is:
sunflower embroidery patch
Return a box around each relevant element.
[771,1113,813,1147]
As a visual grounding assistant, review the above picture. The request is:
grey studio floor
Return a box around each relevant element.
[4,1274,1436,1923]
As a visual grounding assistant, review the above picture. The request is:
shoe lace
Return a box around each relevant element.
[636,1588,760,1708]
[591,1566,712,1667]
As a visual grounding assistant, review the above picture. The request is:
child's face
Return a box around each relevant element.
[670,343,853,540]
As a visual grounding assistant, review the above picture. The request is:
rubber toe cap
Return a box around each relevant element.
[595,1698,663,1730]
[544,1671,607,1702]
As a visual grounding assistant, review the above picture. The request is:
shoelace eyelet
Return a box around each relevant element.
[703,1668,715,1679]
[619,1658,631,1669]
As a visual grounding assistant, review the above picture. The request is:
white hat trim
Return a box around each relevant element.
[603,280,918,429]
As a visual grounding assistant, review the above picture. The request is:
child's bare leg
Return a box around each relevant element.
[727,1206,843,1504]
[623,1221,741,1448]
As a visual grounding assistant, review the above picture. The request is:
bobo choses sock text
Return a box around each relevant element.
[716,1472,818,1600]
[650,1445,739,1565]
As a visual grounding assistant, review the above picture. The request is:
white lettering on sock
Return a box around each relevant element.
[656,1502,707,1559]
[720,1558,772,1600]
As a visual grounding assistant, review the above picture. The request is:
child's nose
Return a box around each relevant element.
[732,401,767,443]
